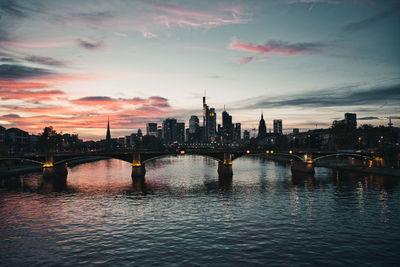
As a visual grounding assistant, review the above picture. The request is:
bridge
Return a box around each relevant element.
[0,149,378,179]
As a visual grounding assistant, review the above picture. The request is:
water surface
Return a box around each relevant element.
[1,156,399,266]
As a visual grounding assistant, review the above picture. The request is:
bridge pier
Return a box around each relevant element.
[42,163,68,180]
[132,152,146,179]
[291,160,315,175]
[218,153,233,177]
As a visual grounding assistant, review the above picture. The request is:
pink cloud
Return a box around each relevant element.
[229,38,325,55]
[239,56,254,64]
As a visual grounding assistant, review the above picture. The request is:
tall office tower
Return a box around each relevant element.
[243,130,250,141]
[176,122,185,144]
[188,115,200,143]
[273,119,283,135]
[208,108,217,142]
[146,123,158,137]
[234,123,241,141]
[258,113,267,138]
[189,115,199,133]
[162,118,177,144]
[222,109,233,142]
[203,96,209,142]
[344,113,357,127]
[202,95,217,143]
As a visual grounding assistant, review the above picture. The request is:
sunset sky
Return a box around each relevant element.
[0,0,399,140]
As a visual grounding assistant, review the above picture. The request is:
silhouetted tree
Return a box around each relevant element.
[37,126,63,153]
[329,121,357,150]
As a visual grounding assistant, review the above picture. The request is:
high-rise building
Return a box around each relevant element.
[344,113,357,127]
[293,128,299,135]
[162,118,177,144]
[202,96,217,143]
[258,113,267,138]
[188,115,200,143]
[146,123,158,137]
[273,119,282,135]
[243,130,250,141]
[176,122,185,144]
[221,109,234,143]
[234,123,241,141]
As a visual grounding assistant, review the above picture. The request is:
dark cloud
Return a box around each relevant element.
[2,113,20,118]
[0,64,54,79]
[0,0,28,18]
[76,38,105,50]
[24,55,66,66]
[343,7,400,33]
[247,84,400,109]
[0,57,16,62]
[358,116,380,121]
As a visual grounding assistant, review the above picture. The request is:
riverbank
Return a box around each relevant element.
[0,157,107,177]
[263,154,399,177]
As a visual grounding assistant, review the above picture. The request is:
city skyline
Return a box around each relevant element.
[0,0,399,140]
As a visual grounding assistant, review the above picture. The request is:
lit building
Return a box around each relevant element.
[202,96,217,143]
[146,123,158,137]
[273,119,283,135]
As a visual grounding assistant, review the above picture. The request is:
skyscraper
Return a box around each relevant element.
[221,109,233,142]
[258,113,267,138]
[202,95,216,143]
[146,123,158,137]
[273,119,283,135]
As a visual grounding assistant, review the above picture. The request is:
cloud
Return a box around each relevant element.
[24,55,66,66]
[143,31,157,38]
[76,38,105,50]
[245,83,400,109]
[343,7,400,33]
[0,64,55,79]
[0,57,16,62]
[239,56,254,64]
[230,38,326,55]
[2,113,20,118]
[358,116,380,121]
[70,95,170,110]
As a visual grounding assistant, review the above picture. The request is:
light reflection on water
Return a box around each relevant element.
[0,156,399,266]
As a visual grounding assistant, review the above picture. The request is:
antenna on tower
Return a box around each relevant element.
[224,105,225,111]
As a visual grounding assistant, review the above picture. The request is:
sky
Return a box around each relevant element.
[0,0,399,140]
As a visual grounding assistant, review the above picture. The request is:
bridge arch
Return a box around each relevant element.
[142,153,223,164]
[313,153,373,162]
[53,156,126,166]
[0,157,44,165]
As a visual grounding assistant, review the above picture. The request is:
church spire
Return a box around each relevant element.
[106,117,111,141]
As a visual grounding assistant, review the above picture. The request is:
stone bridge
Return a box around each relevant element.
[0,149,377,178]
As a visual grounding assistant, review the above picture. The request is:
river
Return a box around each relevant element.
[1,156,399,266]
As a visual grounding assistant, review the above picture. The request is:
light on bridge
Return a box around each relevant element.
[289,150,293,154]
[246,150,250,154]
[266,150,269,154]
[43,162,54,168]
[180,150,185,155]
[270,150,274,154]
